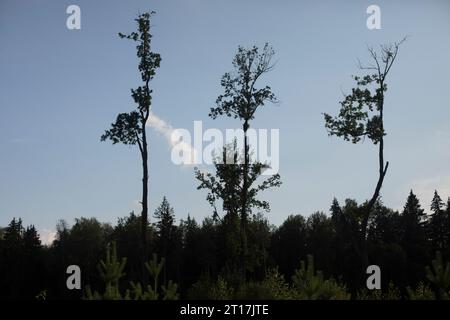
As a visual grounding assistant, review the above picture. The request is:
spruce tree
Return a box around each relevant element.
[430,190,446,252]
[426,251,450,300]
[400,191,429,286]
[153,196,176,286]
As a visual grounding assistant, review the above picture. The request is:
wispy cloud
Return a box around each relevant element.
[146,112,197,165]
[39,229,56,246]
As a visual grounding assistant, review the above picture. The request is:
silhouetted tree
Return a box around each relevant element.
[270,215,307,280]
[368,202,407,290]
[398,191,429,287]
[154,197,175,258]
[179,215,203,291]
[153,197,182,286]
[323,39,406,272]
[246,213,272,279]
[0,218,24,298]
[445,198,450,259]
[209,43,278,278]
[101,12,161,285]
[111,212,154,285]
[51,217,111,298]
[329,199,366,291]
[305,212,335,276]
[429,190,447,254]
[0,218,46,299]
[195,142,281,278]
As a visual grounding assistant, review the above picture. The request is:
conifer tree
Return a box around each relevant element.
[96,242,127,299]
[3,218,24,245]
[403,191,426,221]
[401,191,427,243]
[291,255,350,300]
[429,190,446,252]
[23,225,42,250]
[400,191,429,286]
[426,251,450,300]
[153,197,176,286]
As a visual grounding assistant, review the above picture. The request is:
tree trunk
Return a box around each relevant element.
[359,80,388,280]
[240,120,249,280]
[141,124,149,286]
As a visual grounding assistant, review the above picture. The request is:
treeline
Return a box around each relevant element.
[1,190,449,299]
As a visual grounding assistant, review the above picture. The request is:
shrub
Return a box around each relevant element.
[291,255,350,300]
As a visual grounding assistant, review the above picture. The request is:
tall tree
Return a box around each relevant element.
[323,39,405,272]
[209,43,278,277]
[195,142,281,277]
[101,12,161,285]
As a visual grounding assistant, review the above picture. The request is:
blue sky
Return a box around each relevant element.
[1,0,450,243]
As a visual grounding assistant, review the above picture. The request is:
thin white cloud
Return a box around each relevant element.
[146,112,197,165]
[39,229,56,246]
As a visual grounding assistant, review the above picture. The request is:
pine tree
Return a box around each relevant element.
[154,197,175,245]
[401,191,427,245]
[94,242,127,300]
[153,196,176,286]
[291,255,350,300]
[23,225,42,251]
[85,243,178,300]
[1,218,24,298]
[179,215,202,288]
[399,191,429,286]
[426,251,450,300]
[403,190,426,223]
[429,190,446,252]
[3,218,24,246]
